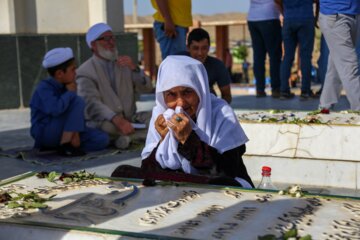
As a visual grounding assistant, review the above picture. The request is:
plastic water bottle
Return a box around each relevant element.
[257,166,277,190]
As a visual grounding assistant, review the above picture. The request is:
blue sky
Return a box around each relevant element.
[124,0,250,16]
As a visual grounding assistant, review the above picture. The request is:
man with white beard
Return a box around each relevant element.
[76,23,153,149]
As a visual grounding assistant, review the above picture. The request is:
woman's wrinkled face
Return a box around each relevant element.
[163,86,200,119]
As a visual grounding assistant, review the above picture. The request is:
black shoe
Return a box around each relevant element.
[271,89,281,98]
[315,89,322,97]
[300,91,319,101]
[256,91,267,98]
[279,91,295,100]
[58,143,86,157]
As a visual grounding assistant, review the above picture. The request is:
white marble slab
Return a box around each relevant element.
[1,175,360,240]
[242,123,360,162]
[297,125,360,161]
[237,110,360,190]
[244,156,359,190]
[243,123,300,158]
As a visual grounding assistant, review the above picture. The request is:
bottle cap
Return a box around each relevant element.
[262,166,271,172]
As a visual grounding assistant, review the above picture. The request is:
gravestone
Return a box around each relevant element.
[1,173,360,240]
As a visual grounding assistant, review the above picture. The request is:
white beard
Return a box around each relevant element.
[96,42,118,61]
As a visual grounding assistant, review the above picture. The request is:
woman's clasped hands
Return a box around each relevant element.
[155,109,192,144]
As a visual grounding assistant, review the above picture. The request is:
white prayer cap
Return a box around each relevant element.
[86,22,113,48]
[42,47,74,68]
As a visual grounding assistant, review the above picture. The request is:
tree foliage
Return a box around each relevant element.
[232,45,249,61]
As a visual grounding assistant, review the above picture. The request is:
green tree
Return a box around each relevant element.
[232,45,249,62]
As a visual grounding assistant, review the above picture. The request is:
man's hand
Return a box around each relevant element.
[112,115,135,135]
[155,114,169,140]
[167,113,192,144]
[164,20,177,38]
[155,0,177,38]
[116,56,137,71]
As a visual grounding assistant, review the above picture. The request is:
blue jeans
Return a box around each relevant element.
[248,19,282,92]
[280,19,314,94]
[153,21,188,59]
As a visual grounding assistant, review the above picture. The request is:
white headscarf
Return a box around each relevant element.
[141,55,248,173]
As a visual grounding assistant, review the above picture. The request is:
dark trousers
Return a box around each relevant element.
[248,19,282,92]
[32,96,109,152]
[280,19,314,94]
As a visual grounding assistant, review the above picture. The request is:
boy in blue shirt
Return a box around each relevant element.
[30,48,109,156]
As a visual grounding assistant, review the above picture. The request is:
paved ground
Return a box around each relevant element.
[0,84,352,187]
[230,84,350,111]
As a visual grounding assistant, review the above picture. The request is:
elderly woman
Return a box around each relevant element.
[112,56,254,188]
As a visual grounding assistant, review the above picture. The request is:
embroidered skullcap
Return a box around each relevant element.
[42,47,74,68]
[86,22,112,48]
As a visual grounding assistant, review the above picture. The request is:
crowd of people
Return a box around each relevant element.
[248,0,360,111]
[29,0,360,188]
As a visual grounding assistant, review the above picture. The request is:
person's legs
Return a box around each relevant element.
[280,20,297,97]
[317,34,329,90]
[35,97,86,154]
[153,21,187,59]
[320,13,360,110]
[60,132,78,146]
[100,120,130,149]
[153,21,169,59]
[62,96,85,133]
[248,21,266,94]
[101,111,152,149]
[80,127,109,152]
[357,16,360,65]
[170,26,187,55]
[36,97,85,148]
[36,117,65,148]
[130,111,152,142]
[262,19,282,93]
[56,97,88,155]
[319,54,342,109]
[319,14,343,109]
[100,120,119,137]
[297,19,315,96]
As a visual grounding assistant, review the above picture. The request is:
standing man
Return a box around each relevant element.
[247,0,282,98]
[319,0,360,111]
[179,28,232,104]
[151,0,192,59]
[275,0,318,100]
[76,23,153,149]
